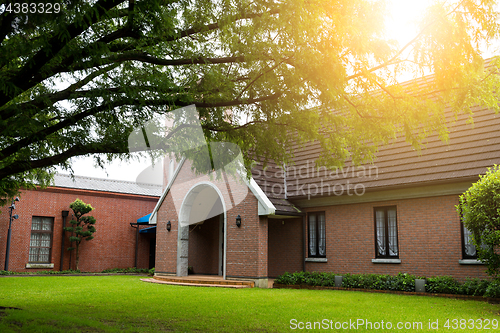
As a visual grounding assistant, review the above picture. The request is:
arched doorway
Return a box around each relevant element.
[177,182,227,279]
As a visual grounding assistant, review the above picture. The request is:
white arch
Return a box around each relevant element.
[177,181,227,279]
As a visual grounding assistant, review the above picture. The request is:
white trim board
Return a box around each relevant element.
[293,182,474,208]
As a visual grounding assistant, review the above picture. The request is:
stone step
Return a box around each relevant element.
[141,278,253,288]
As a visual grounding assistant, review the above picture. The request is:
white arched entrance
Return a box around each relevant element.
[177,182,227,279]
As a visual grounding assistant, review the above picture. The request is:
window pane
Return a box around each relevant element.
[375,210,386,256]
[463,225,477,257]
[309,214,317,256]
[318,214,326,256]
[30,233,40,247]
[41,234,51,247]
[387,209,398,256]
[39,248,49,262]
[42,218,52,231]
[29,247,38,262]
[31,217,41,231]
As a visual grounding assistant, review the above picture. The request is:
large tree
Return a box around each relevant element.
[1,0,500,203]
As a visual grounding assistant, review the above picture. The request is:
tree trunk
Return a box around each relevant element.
[75,243,80,271]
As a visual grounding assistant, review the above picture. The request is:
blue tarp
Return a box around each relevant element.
[137,213,152,224]
[139,226,157,234]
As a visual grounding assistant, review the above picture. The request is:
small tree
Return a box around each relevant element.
[64,199,97,271]
[456,165,500,277]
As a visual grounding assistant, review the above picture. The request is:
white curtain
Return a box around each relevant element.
[29,217,52,262]
[318,214,326,256]
[387,209,398,256]
[463,225,477,257]
[42,217,52,231]
[31,216,41,230]
[375,210,386,256]
[309,215,317,256]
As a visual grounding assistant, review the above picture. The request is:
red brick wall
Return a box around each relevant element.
[268,217,303,277]
[0,187,158,272]
[155,191,178,274]
[303,194,488,281]
[156,159,268,278]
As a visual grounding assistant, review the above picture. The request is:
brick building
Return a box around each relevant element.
[0,174,161,272]
[150,104,500,287]
[1,103,498,286]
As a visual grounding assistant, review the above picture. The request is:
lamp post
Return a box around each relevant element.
[4,197,20,271]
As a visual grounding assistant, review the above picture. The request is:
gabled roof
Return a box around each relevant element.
[52,174,162,197]
[148,157,276,224]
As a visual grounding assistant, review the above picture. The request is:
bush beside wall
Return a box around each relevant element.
[275,272,500,298]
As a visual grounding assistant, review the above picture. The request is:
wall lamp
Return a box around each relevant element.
[236,215,242,228]
[167,221,171,232]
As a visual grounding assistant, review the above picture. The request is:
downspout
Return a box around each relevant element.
[60,210,69,271]
[135,225,139,268]
[130,223,139,268]
[302,214,306,273]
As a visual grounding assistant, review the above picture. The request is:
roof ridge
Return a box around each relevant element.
[55,173,162,188]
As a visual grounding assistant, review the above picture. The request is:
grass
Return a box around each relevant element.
[0,276,499,332]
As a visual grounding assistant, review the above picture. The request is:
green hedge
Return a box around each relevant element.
[100,267,150,274]
[342,272,418,292]
[0,267,152,276]
[275,271,500,297]
[275,271,336,286]
[0,269,81,275]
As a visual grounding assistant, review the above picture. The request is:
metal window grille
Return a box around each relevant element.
[29,217,53,263]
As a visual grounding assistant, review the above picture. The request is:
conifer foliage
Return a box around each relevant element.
[65,198,97,271]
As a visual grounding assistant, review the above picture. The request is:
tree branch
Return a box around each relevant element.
[0,143,127,180]
[0,92,282,161]
[236,59,285,100]
[0,64,120,122]
[0,0,125,108]
[64,53,247,72]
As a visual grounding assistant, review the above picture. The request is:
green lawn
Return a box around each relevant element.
[0,275,499,332]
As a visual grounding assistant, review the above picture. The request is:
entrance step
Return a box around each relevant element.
[141,276,254,288]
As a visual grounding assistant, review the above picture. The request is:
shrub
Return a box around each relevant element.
[101,267,150,274]
[456,165,500,278]
[392,273,418,292]
[460,278,490,296]
[274,271,500,298]
[341,273,417,292]
[274,272,296,285]
[484,279,500,298]
[425,276,461,294]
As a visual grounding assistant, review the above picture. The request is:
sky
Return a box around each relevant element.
[59,0,498,182]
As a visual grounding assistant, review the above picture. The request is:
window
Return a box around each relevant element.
[461,223,477,259]
[374,207,398,258]
[460,223,487,260]
[308,212,326,257]
[29,217,54,263]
